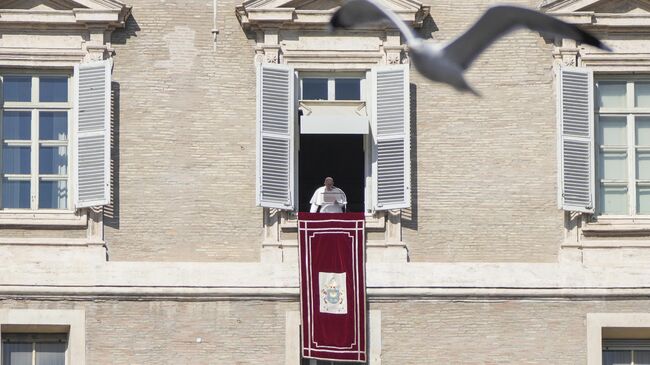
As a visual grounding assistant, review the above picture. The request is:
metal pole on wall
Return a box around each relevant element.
[212,0,219,51]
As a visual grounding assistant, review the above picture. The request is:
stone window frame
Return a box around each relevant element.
[0,0,129,228]
[544,0,650,238]
[587,313,650,365]
[0,309,85,365]
[239,0,429,262]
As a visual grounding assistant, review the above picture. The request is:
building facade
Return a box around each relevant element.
[2,0,650,363]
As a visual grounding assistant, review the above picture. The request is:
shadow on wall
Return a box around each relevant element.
[111,13,140,45]
[418,14,438,40]
[104,82,120,229]
[104,14,139,229]
[402,83,418,231]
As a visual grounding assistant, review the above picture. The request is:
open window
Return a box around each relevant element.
[0,60,112,215]
[557,68,650,219]
[256,63,411,213]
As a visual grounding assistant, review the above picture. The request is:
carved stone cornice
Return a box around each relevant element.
[0,0,131,65]
[542,0,650,30]
[236,0,429,31]
[542,0,650,70]
[0,0,131,28]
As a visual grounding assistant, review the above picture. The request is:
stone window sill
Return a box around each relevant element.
[280,211,385,231]
[0,210,87,227]
[581,216,650,237]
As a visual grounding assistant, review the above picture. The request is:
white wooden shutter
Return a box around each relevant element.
[372,64,411,210]
[74,59,112,208]
[256,63,295,209]
[557,66,594,213]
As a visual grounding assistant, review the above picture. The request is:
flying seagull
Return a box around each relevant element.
[330,1,611,95]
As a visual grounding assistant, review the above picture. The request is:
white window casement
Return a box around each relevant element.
[0,0,129,227]
[595,77,650,217]
[2,72,73,211]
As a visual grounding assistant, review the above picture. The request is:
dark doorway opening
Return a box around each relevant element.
[299,134,365,212]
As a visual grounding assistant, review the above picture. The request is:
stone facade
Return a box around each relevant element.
[2,0,650,364]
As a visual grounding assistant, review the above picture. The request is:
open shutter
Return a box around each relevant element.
[74,59,111,208]
[557,66,594,213]
[372,64,411,211]
[256,63,295,209]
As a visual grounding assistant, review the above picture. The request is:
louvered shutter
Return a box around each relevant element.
[74,59,111,208]
[557,66,594,213]
[256,63,295,209]
[372,64,411,210]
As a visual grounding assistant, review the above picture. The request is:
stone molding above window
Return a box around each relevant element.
[0,0,131,66]
[543,0,650,71]
[236,0,429,67]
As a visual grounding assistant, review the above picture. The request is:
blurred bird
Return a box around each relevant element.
[330,1,611,95]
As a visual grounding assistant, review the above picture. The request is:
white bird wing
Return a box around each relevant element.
[443,5,611,70]
[330,0,418,44]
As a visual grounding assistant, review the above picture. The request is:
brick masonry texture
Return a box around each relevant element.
[53,0,565,263]
[378,299,650,364]
[4,298,650,364]
[1,299,293,365]
[402,0,563,262]
[106,0,262,262]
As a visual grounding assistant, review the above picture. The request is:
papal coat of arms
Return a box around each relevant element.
[319,272,347,314]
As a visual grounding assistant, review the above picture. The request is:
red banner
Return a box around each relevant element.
[298,212,366,363]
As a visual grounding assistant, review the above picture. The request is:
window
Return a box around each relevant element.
[0,60,112,221]
[301,76,362,101]
[256,63,410,212]
[1,74,71,210]
[2,333,67,365]
[603,340,650,365]
[596,79,650,216]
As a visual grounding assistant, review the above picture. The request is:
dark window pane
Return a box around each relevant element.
[35,341,66,365]
[335,78,360,100]
[603,350,631,365]
[3,145,31,174]
[39,112,68,141]
[39,77,68,102]
[2,179,30,209]
[3,76,31,102]
[3,111,31,140]
[39,146,67,175]
[637,351,650,365]
[38,180,68,209]
[303,78,328,100]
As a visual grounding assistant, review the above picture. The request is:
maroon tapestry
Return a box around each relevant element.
[298,212,366,363]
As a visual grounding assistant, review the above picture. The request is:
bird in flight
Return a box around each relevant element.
[330,1,611,95]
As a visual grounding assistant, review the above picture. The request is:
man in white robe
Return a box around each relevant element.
[309,177,347,213]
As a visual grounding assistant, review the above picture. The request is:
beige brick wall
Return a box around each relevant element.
[56,0,567,263]
[4,298,650,364]
[402,0,563,262]
[1,299,294,364]
[106,0,262,262]
[378,299,650,365]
